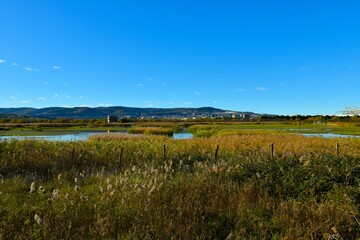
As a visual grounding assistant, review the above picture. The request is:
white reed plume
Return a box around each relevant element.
[148,185,156,196]
[52,189,60,200]
[106,177,111,185]
[57,174,62,181]
[107,184,113,192]
[74,177,78,183]
[75,185,80,192]
[29,182,36,193]
[34,214,42,225]
[39,186,46,194]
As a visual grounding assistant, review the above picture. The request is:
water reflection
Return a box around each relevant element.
[301,133,360,138]
[0,131,194,141]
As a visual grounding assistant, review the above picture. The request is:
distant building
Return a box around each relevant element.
[239,113,250,119]
[107,115,118,123]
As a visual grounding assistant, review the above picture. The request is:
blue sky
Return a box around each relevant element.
[1,1,360,115]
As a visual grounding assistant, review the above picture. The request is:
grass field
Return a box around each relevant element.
[1,130,360,239]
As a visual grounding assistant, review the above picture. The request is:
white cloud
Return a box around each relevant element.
[144,100,162,107]
[53,66,62,69]
[0,59,6,63]
[194,91,202,95]
[38,97,47,101]
[54,94,70,99]
[79,96,84,99]
[10,96,17,100]
[255,87,267,91]
[11,62,17,66]
[98,103,113,107]
[24,67,39,72]
[137,83,145,87]
[21,100,31,103]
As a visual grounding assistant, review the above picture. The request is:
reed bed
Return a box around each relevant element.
[1,134,360,239]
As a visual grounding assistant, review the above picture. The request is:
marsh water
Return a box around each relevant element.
[0,131,359,141]
[0,131,194,141]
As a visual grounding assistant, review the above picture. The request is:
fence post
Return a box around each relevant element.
[119,148,123,170]
[163,144,166,160]
[336,143,339,156]
[72,147,75,161]
[270,143,274,158]
[214,144,220,159]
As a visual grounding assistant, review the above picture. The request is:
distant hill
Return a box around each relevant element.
[0,106,259,119]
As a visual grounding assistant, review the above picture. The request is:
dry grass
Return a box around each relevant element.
[1,134,360,239]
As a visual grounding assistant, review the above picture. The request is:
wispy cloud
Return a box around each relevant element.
[300,66,311,71]
[38,97,47,101]
[10,96,17,100]
[194,91,202,95]
[137,83,145,87]
[24,67,39,72]
[79,96,84,99]
[235,88,247,92]
[0,59,6,63]
[54,94,71,99]
[11,62,17,66]
[42,82,49,85]
[98,103,113,107]
[144,100,160,107]
[255,87,267,91]
[21,100,31,104]
[53,65,62,69]
[146,77,159,82]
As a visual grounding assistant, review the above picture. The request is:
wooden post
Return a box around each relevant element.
[270,144,274,158]
[119,148,123,170]
[336,143,339,156]
[214,144,220,159]
[72,147,75,161]
[163,144,166,159]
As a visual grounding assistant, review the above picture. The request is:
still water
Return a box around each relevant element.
[0,131,193,141]
[1,132,359,141]
[301,133,360,138]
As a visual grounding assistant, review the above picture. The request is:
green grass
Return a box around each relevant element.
[188,122,360,137]
[1,134,360,239]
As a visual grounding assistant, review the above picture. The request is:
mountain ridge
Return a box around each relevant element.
[0,106,258,119]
